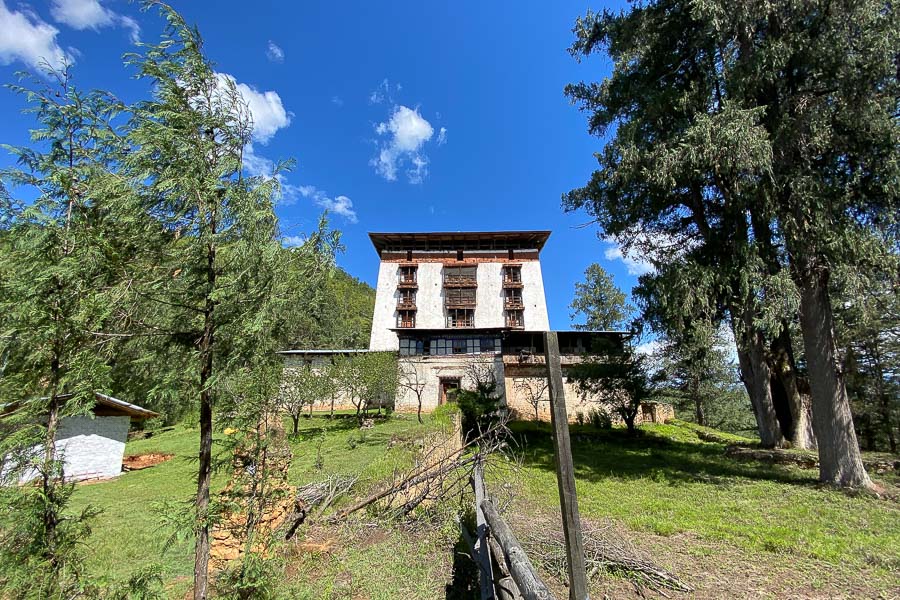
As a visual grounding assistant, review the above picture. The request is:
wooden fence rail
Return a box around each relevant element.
[480,497,554,600]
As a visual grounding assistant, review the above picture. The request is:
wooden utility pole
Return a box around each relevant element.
[543,331,589,600]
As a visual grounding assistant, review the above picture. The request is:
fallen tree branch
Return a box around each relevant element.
[481,498,554,600]
[521,519,692,594]
[328,415,511,522]
[285,474,358,539]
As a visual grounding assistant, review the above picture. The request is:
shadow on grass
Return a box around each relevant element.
[509,422,821,488]
[444,530,479,600]
[287,417,361,442]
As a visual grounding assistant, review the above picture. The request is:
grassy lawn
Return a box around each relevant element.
[69,414,900,598]
[500,421,900,595]
[69,411,447,597]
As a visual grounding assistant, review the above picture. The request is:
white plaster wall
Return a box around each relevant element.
[15,416,131,482]
[475,263,504,328]
[396,354,506,412]
[369,261,401,351]
[58,415,130,480]
[370,254,550,350]
[521,261,550,331]
[416,263,446,329]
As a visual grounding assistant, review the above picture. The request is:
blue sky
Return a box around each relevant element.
[0,0,650,330]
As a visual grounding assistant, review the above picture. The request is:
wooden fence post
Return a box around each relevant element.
[543,331,590,600]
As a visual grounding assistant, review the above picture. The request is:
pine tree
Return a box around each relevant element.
[119,6,287,596]
[564,0,899,486]
[570,262,634,331]
[0,67,125,596]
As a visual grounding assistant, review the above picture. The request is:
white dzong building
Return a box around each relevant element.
[281,230,640,421]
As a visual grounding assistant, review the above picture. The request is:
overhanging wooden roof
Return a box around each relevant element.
[369,231,551,254]
[0,392,159,421]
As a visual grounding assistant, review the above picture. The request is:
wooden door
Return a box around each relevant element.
[439,378,461,404]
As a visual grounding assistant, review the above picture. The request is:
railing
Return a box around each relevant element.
[506,317,525,330]
[398,276,418,288]
[447,317,475,328]
[397,299,417,310]
[443,274,477,287]
[446,289,477,309]
[396,315,416,328]
[504,297,524,310]
[502,277,523,288]
[445,298,477,309]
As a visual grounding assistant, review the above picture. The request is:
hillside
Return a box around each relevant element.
[69,416,899,598]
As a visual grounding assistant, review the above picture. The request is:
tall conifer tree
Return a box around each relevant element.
[120,6,285,596]
[565,0,898,486]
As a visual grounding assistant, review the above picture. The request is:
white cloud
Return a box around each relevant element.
[368,78,403,105]
[437,127,447,145]
[119,15,140,43]
[602,230,696,276]
[50,0,140,42]
[266,40,284,63]
[635,340,661,356]
[243,145,357,222]
[0,1,70,71]
[603,243,654,276]
[371,105,437,183]
[215,73,291,144]
[296,185,358,223]
[282,235,306,248]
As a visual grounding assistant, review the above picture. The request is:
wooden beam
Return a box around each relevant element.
[543,331,590,600]
[488,536,523,600]
[473,460,496,600]
[480,498,554,600]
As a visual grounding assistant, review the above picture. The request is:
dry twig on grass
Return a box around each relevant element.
[522,519,692,594]
[284,474,358,539]
[329,413,513,522]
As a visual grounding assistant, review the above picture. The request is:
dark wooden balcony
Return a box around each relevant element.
[398,277,418,289]
[396,314,416,328]
[445,297,476,309]
[502,277,524,288]
[504,297,524,310]
[443,274,477,288]
[397,299,417,310]
[505,313,525,329]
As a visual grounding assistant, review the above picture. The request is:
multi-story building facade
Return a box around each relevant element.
[282,230,654,421]
[368,231,553,410]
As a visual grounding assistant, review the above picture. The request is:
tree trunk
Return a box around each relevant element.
[194,244,216,600]
[417,396,423,424]
[734,318,784,447]
[796,264,871,488]
[770,325,816,449]
[330,394,335,419]
[691,374,705,426]
[291,414,299,436]
[42,390,61,571]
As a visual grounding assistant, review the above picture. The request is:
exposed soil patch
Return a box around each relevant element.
[122,452,174,471]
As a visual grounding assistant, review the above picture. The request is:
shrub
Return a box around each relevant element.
[588,407,612,430]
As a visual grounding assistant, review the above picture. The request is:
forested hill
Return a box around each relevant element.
[285,267,376,351]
